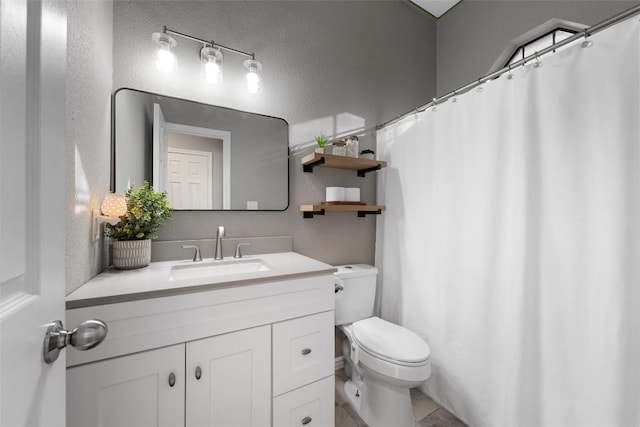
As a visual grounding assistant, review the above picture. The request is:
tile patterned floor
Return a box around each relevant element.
[335,369,467,427]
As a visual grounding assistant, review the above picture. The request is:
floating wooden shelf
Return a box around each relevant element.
[301,153,387,177]
[299,204,386,219]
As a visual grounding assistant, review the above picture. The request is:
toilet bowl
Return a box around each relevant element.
[334,265,431,427]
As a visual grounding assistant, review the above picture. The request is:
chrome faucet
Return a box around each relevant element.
[214,226,225,260]
[234,242,251,259]
[181,244,203,262]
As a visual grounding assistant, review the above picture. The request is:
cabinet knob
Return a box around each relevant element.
[195,366,202,380]
[301,348,312,356]
[301,416,312,425]
[168,372,176,387]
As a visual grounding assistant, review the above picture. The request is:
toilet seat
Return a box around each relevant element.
[352,317,430,366]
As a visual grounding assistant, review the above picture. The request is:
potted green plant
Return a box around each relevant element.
[105,181,171,269]
[315,135,327,154]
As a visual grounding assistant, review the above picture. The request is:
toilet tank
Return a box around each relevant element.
[334,264,378,325]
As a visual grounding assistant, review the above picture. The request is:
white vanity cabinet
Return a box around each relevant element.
[66,272,335,427]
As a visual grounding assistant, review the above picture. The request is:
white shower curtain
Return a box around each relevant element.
[376,17,639,427]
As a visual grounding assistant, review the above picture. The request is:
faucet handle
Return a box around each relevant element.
[234,243,251,259]
[181,244,203,262]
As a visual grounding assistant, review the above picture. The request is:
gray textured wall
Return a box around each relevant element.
[111,1,437,267]
[436,0,638,96]
[66,0,113,294]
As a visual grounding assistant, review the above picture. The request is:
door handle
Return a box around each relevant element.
[43,319,108,364]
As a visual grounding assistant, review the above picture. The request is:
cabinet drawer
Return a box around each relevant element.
[273,311,334,395]
[273,376,335,427]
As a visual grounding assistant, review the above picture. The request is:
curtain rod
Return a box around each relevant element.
[376,4,640,131]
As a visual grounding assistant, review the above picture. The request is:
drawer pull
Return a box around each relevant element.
[301,416,312,425]
[168,372,176,387]
[195,366,202,380]
[301,348,312,356]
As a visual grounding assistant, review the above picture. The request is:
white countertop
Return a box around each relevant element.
[66,252,336,309]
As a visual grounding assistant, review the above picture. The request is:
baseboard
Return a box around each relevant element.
[335,356,345,371]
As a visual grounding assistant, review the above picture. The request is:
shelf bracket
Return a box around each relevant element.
[303,157,325,173]
[357,165,381,177]
[357,209,382,218]
[303,209,325,219]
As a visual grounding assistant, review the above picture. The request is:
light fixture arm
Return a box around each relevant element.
[163,27,255,60]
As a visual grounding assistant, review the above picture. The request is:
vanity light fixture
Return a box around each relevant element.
[243,59,263,94]
[152,26,263,94]
[93,193,127,241]
[152,32,177,73]
[201,46,223,84]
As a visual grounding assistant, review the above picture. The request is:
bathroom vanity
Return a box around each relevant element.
[65,252,336,427]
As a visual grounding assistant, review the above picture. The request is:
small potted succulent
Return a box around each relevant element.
[105,181,171,269]
[315,135,328,154]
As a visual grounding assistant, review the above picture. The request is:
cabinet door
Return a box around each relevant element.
[67,344,185,427]
[273,376,335,427]
[186,325,271,427]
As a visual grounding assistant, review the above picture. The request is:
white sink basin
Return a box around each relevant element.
[169,259,272,281]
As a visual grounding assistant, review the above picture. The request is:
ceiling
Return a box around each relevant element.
[409,0,461,18]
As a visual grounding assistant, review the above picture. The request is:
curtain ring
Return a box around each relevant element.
[476,78,484,93]
[507,65,513,80]
[452,90,458,103]
[431,98,438,112]
[533,53,543,68]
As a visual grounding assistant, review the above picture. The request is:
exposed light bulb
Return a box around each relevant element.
[205,62,220,80]
[243,59,263,94]
[156,47,176,73]
[247,71,261,94]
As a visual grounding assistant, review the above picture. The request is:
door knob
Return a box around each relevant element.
[43,319,108,364]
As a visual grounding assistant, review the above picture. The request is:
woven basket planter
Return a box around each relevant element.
[112,239,151,270]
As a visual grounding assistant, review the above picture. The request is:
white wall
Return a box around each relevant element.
[436,0,638,96]
[65,0,113,294]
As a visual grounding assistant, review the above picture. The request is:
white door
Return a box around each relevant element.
[66,344,185,427]
[153,103,169,192]
[167,149,212,209]
[186,325,271,427]
[0,0,67,426]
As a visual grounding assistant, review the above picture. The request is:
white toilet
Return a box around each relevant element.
[335,264,431,427]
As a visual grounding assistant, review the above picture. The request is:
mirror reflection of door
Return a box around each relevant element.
[167,147,214,209]
[151,112,230,210]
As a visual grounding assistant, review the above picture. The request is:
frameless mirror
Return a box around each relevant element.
[113,88,289,210]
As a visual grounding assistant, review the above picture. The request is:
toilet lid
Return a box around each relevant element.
[352,317,430,364]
